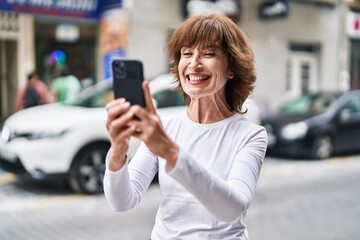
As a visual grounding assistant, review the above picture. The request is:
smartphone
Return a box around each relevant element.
[112,59,145,107]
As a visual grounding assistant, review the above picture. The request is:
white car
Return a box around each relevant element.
[0,74,260,194]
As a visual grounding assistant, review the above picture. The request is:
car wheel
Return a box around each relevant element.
[312,134,334,159]
[69,143,110,194]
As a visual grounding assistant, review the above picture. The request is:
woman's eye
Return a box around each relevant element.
[182,52,192,57]
[204,52,215,56]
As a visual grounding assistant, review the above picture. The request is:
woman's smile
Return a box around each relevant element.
[187,73,210,85]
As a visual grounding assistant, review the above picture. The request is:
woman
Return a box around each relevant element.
[104,13,268,239]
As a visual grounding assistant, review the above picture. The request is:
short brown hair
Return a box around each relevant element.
[167,13,256,113]
[27,71,39,81]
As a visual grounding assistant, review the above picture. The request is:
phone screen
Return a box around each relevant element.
[112,59,145,107]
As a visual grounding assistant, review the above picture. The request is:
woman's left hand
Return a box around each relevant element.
[127,81,179,168]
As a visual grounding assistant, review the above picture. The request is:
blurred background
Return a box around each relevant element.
[0,0,360,240]
[1,0,360,125]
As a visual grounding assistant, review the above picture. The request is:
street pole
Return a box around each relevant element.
[337,0,350,92]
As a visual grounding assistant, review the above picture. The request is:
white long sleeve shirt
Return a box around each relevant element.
[103,110,267,240]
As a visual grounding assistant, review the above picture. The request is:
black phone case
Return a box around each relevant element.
[112,59,145,107]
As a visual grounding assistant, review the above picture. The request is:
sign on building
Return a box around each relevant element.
[348,11,360,39]
[0,0,122,20]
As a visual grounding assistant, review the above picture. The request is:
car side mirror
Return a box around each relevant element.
[339,108,352,123]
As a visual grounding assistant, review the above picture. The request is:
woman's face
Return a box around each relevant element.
[178,45,232,101]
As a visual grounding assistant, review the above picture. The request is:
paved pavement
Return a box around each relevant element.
[1,155,360,240]
[246,155,360,240]
[0,179,160,240]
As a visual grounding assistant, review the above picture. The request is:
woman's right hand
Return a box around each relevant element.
[105,98,137,171]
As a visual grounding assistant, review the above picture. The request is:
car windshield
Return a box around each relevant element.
[63,80,186,109]
[64,81,114,108]
[153,89,186,108]
[280,93,339,115]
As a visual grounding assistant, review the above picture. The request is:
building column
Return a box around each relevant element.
[18,14,35,86]
[337,1,350,91]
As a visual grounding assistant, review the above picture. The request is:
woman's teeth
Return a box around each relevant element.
[188,75,208,81]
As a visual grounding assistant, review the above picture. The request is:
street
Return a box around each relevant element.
[1,155,360,240]
[247,156,360,240]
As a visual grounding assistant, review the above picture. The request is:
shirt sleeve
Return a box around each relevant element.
[167,127,268,222]
[103,142,159,212]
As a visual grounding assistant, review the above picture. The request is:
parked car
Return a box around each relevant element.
[262,90,360,159]
[0,73,260,194]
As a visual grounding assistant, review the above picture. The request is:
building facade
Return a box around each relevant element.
[241,0,349,109]
[129,0,356,111]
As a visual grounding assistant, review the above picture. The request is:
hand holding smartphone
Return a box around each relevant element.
[112,59,145,107]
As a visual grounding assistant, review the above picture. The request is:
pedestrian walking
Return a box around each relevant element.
[104,13,268,240]
[16,71,51,111]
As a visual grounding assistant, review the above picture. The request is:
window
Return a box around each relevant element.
[280,93,338,115]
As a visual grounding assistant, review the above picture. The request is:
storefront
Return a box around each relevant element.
[0,11,33,125]
[34,16,98,86]
[0,0,125,126]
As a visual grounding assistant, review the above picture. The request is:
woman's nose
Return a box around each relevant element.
[188,55,203,71]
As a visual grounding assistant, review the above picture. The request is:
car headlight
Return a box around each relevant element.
[1,125,13,142]
[1,125,67,142]
[27,130,68,140]
[281,122,308,140]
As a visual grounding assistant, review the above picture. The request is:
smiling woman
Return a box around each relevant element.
[103,13,267,240]
[167,14,256,113]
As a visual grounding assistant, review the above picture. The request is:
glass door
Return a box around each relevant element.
[350,39,360,90]
[286,52,319,99]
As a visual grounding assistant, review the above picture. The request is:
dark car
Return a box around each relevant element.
[262,90,360,159]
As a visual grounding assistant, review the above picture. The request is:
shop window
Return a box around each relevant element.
[0,11,18,32]
[289,43,318,52]
[34,19,97,86]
